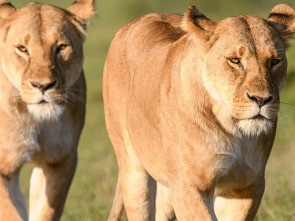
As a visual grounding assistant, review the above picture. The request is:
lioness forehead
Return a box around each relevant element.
[5,2,80,48]
[216,16,284,55]
[11,3,71,32]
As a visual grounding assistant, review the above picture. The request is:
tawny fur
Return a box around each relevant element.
[0,1,94,220]
[103,4,295,221]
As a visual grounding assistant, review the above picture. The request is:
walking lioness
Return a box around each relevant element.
[0,0,94,220]
[104,4,295,221]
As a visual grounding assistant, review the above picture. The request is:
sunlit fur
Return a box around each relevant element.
[0,1,94,220]
[27,103,65,121]
[104,3,295,221]
[237,118,275,137]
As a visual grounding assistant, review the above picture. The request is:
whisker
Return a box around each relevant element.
[65,91,85,104]
[67,87,86,94]
[279,101,293,106]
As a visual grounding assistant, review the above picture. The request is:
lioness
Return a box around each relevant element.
[104,4,295,221]
[0,0,94,220]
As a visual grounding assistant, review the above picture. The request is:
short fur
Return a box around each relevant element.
[103,4,295,221]
[0,1,94,220]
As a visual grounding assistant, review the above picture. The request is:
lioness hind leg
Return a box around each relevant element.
[110,132,157,220]
[108,181,124,221]
[156,182,175,221]
[119,164,156,221]
[29,153,77,221]
[106,125,156,220]
[0,172,28,221]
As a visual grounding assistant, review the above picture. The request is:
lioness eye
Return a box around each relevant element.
[17,45,28,54]
[56,44,67,52]
[229,58,240,64]
[271,59,281,66]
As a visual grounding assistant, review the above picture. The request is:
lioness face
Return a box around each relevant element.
[1,3,85,120]
[202,17,286,136]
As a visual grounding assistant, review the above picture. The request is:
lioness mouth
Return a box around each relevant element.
[39,100,47,104]
[36,100,65,105]
[233,115,267,121]
[252,115,265,120]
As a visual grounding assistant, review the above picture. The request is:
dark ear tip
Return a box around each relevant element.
[0,0,16,19]
[186,4,206,21]
[267,3,295,30]
[188,4,197,12]
[0,2,14,8]
[187,4,200,16]
[67,0,95,20]
[269,4,295,15]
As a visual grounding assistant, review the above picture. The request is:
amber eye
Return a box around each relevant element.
[271,59,281,66]
[56,44,67,52]
[17,45,28,54]
[229,58,240,64]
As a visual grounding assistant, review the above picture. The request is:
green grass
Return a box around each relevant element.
[9,0,295,220]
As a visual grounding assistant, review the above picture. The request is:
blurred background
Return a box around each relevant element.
[11,0,295,220]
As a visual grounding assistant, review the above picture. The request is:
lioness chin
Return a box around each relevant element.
[0,1,94,220]
[104,4,295,221]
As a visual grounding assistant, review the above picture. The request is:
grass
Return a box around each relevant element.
[8,0,295,220]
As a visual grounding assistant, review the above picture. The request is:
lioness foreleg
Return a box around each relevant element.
[0,171,27,221]
[169,181,217,221]
[165,145,217,221]
[214,179,265,221]
[29,153,77,221]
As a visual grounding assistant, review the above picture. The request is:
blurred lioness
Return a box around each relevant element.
[0,0,94,220]
[104,4,295,221]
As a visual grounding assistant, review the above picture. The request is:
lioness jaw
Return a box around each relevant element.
[0,1,94,220]
[104,4,295,221]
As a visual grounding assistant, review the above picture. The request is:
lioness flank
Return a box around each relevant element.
[104,4,295,221]
[0,0,94,220]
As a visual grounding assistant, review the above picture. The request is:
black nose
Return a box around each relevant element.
[31,80,56,94]
[247,93,273,108]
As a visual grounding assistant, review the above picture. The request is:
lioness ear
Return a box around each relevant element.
[67,0,95,22]
[267,4,295,48]
[0,0,15,20]
[182,5,217,56]
[182,5,216,41]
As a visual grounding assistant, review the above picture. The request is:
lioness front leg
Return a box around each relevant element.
[170,182,216,221]
[0,171,27,221]
[164,142,217,220]
[29,153,77,221]
[214,179,265,221]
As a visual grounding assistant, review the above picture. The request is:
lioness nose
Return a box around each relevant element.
[31,80,56,94]
[247,93,273,108]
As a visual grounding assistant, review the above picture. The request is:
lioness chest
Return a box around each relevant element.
[0,112,78,175]
[33,118,77,164]
[214,135,271,189]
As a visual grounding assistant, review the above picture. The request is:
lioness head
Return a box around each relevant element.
[0,0,95,120]
[183,4,295,136]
